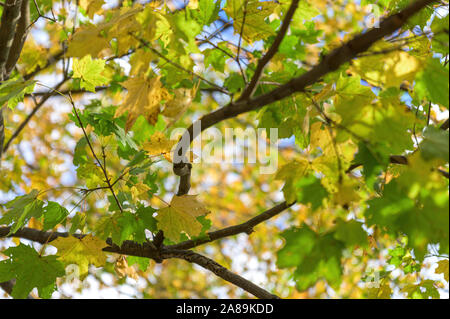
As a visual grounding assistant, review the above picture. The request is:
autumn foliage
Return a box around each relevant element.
[0,0,449,299]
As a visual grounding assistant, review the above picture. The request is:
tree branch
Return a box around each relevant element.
[239,0,300,101]
[22,50,64,81]
[130,33,230,95]
[440,118,449,130]
[168,201,294,250]
[346,154,449,179]
[0,225,280,299]
[0,0,23,80]
[1,78,66,155]
[161,249,279,299]
[173,0,437,194]
[5,0,30,76]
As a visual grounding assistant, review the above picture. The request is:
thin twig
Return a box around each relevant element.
[69,94,123,213]
[130,33,230,95]
[2,78,67,155]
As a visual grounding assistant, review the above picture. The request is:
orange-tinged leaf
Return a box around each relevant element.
[114,255,138,280]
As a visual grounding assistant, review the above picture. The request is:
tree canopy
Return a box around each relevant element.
[0,0,448,299]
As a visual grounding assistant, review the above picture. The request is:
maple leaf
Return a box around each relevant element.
[129,49,154,75]
[50,235,108,279]
[352,42,422,88]
[142,131,176,156]
[104,6,143,55]
[162,88,193,117]
[156,195,211,242]
[42,201,69,231]
[0,244,65,299]
[435,260,449,282]
[67,25,112,58]
[367,279,393,299]
[0,79,36,109]
[17,39,47,73]
[79,0,105,19]
[224,0,278,42]
[115,76,171,131]
[72,55,109,92]
[130,181,152,201]
[0,189,43,235]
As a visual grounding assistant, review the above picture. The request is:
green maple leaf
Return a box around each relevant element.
[0,190,43,235]
[414,58,449,109]
[95,206,157,246]
[334,219,368,247]
[43,201,69,231]
[0,244,65,299]
[127,256,150,272]
[353,142,389,188]
[193,0,221,25]
[295,175,328,211]
[0,78,36,109]
[277,226,344,291]
[72,55,109,92]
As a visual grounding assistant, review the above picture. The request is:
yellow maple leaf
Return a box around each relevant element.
[129,49,154,76]
[333,179,361,207]
[352,42,422,88]
[162,88,193,118]
[142,131,177,157]
[18,39,47,73]
[130,181,151,201]
[105,6,143,55]
[79,0,105,19]
[367,279,392,299]
[115,76,171,131]
[224,0,277,42]
[50,235,108,279]
[67,25,112,58]
[435,260,449,282]
[156,195,210,242]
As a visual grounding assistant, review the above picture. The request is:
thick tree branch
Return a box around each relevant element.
[239,0,300,101]
[346,154,449,179]
[440,118,449,130]
[169,201,294,250]
[0,0,23,79]
[27,85,227,98]
[5,0,30,76]
[173,0,437,195]
[0,224,280,299]
[0,0,31,165]
[161,249,279,299]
